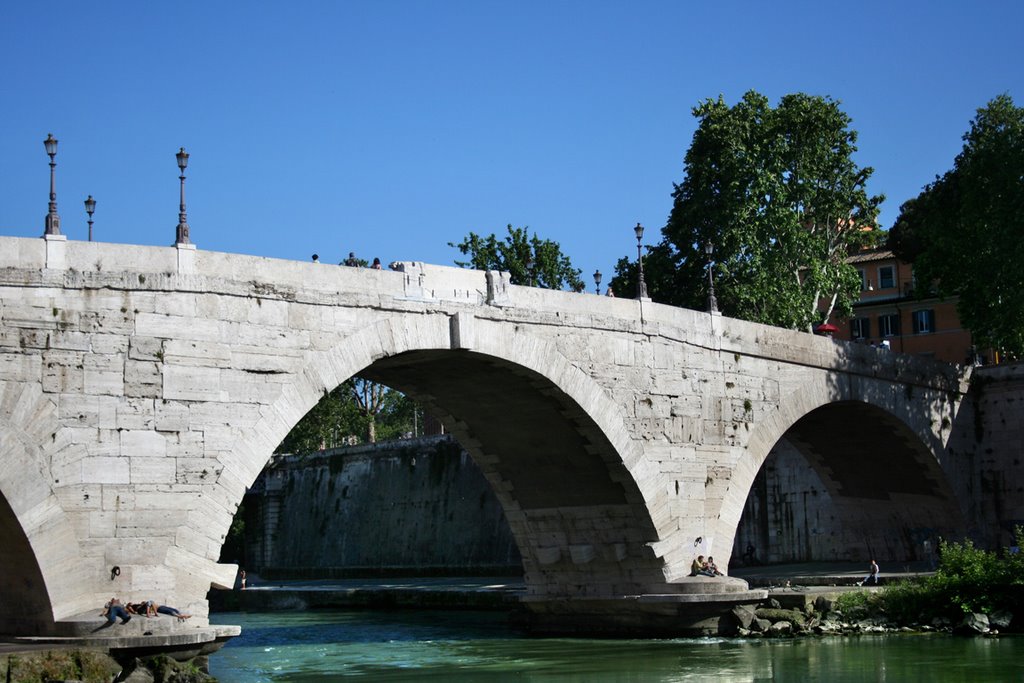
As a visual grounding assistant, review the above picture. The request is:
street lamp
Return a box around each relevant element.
[525,253,535,287]
[43,134,61,236]
[175,147,191,245]
[84,195,96,241]
[634,222,648,300]
[705,240,718,313]
[593,269,602,296]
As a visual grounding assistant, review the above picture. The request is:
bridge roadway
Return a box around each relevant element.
[0,236,971,640]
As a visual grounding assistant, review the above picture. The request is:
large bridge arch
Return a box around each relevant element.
[227,313,670,597]
[0,381,85,630]
[716,371,966,563]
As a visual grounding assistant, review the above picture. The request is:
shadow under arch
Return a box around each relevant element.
[716,373,966,564]
[236,314,668,597]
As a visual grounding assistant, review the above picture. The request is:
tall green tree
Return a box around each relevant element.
[450,224,585,291]
[275,378,416,454]
[616,91,883,329]
[889,94,1024,357]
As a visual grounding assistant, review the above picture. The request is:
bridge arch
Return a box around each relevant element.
[231,313,669,597]
[715,371,965,564]
[0,381,86,631]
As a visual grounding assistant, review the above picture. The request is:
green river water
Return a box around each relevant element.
[209,609,1024,682]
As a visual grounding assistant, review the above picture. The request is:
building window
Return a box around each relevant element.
[858,269,868,291]
[878,265,896,290]
[851,317,870,340]
[879,313,899,337]
[912,309,935,334]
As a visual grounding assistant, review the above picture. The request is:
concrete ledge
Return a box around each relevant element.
[8,624,239,654]
[634,589,768,604]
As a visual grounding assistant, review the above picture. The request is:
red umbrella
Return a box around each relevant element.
[814,323,840,337]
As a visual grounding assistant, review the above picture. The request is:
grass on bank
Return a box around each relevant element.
[835,532,1024,625]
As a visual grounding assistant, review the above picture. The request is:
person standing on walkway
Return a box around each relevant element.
[859,559,880,585]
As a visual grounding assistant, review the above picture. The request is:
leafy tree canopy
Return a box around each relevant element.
[613,91,883,330]
[888,94,1024,356]
[450,224,585,291]
[275,378,415,454]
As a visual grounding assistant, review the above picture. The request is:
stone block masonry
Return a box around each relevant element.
[0,235,979,637]
[241,436,521,578]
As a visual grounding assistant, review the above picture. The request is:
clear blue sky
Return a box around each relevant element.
[2,1,1021,285]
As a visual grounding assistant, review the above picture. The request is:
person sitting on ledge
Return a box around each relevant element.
[690,555,716,577]
[706,556,725,576]
[100,598,131,625]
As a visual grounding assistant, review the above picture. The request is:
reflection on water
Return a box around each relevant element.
[210,609,1024,682]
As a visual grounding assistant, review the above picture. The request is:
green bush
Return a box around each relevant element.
[874,530,1024,623]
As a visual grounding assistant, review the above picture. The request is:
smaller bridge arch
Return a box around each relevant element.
[716,371,966,564]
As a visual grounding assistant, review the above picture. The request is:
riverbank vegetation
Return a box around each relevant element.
[869,536,1024,626]
[743,535,1023,637]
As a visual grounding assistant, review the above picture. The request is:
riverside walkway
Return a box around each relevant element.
[213,561,937,613]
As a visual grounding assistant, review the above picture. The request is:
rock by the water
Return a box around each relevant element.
[989,610,1013,629]
[814,596,835,613]
[768,621,793,635]
[731,604,756,630]
[953,613,990,635]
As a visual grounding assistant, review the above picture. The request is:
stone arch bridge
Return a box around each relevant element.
[0,236,969,636]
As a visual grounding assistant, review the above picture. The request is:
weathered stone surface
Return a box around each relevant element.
[755,607,805,625]
[989,610,1013,629]
[731,604,756,630]
[768,620,793,635]
[954,613,990,635]
[814,595,835,613]
[0,236,1005,639]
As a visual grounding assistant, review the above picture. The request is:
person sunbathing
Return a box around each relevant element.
[153,603,192,622]
[100,598,132,625]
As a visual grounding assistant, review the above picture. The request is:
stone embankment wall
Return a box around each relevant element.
[947,363,1024,550]
[241,365,1024,573]
[240,436,521,577]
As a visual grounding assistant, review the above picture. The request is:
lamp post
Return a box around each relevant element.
[175,147,191,245]
[634,222,648,300]
[43,134,61,236]
[705,240,718,313]
[593,269,602,296]
[84,195,96,241]
[525,253,535,287]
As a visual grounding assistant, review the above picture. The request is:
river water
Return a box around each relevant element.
[209,609,1023,681]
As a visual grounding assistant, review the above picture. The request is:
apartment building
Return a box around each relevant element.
[829,248,984,365]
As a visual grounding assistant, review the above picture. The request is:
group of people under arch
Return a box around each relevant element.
[690,555,724,577]
[101,597,191,625]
